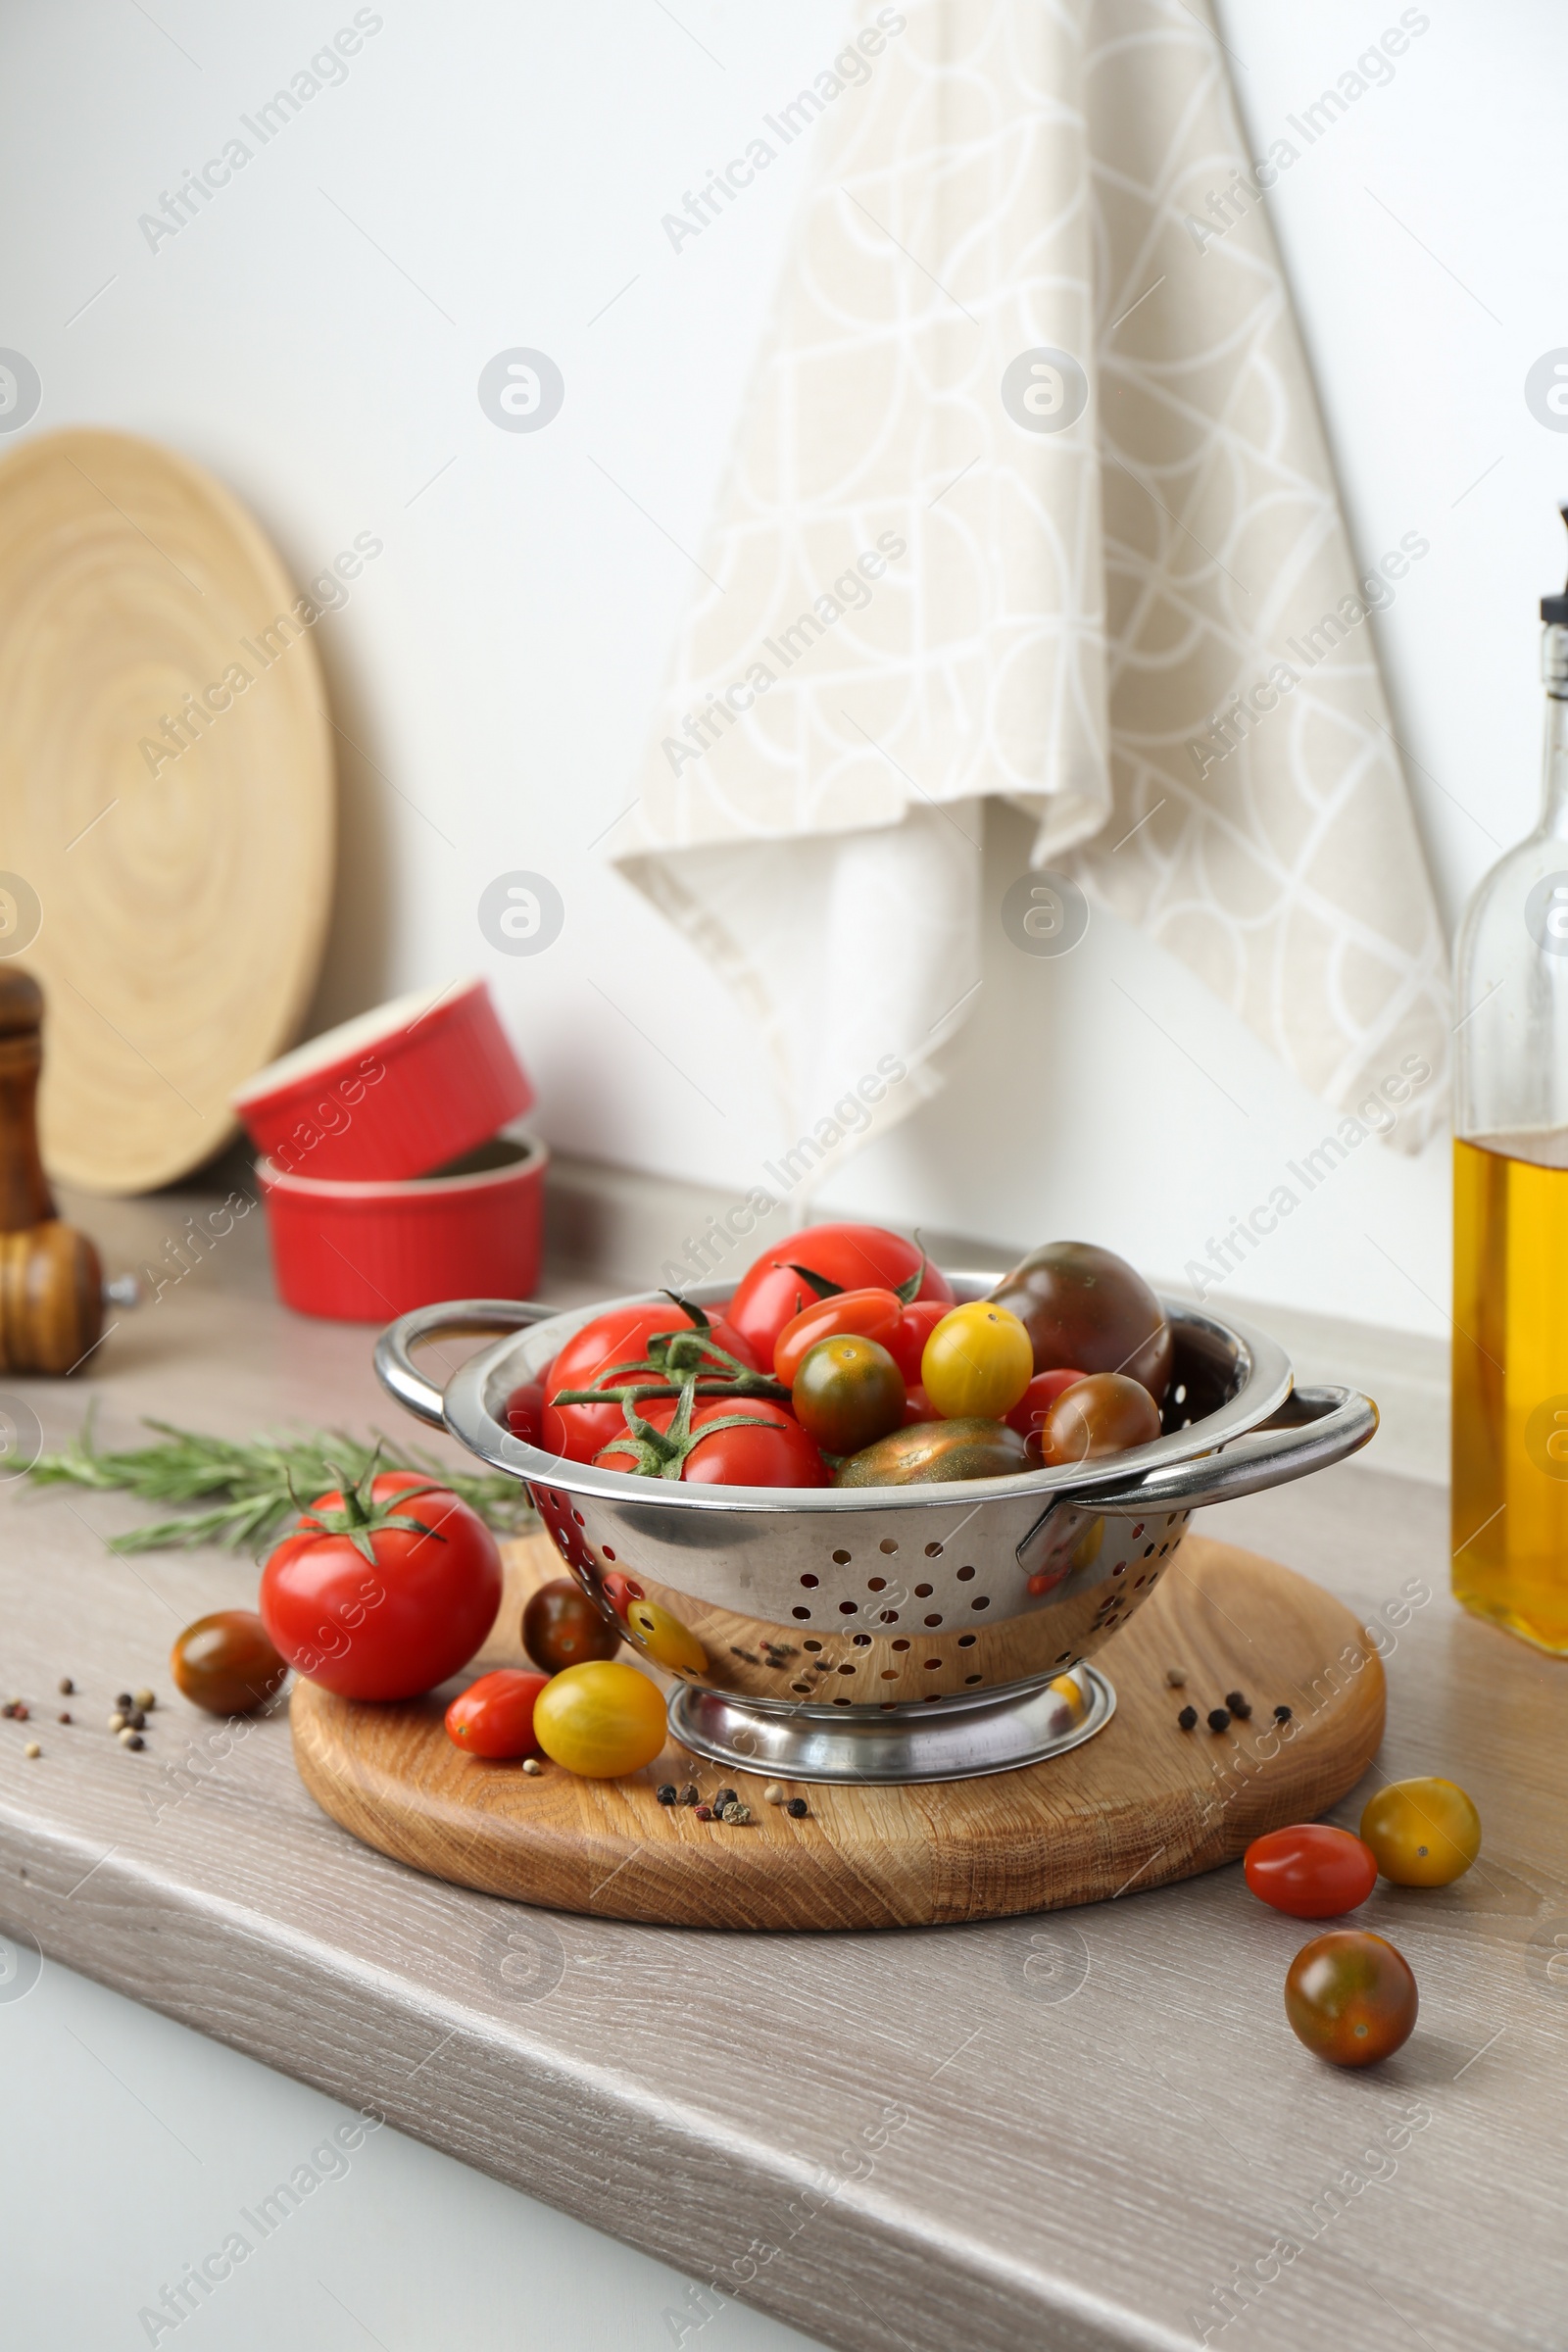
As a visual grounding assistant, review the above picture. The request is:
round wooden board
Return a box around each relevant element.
[291,1534,1386,1931]
[0,428,334,1194]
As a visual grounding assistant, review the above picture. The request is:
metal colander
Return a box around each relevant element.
[375,1275,1377,1784]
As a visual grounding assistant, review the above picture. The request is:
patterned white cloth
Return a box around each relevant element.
[609,0,1449,1172]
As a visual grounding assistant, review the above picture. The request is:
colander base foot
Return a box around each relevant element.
[667,1663,1115,1786]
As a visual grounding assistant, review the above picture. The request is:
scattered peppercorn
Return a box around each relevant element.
[762,1782,786,1805]
[115,1692,132,1709]
[1165,1668,1187,1689]
[1207,1707,1230,1733]
[108,1713,126,1734]
[521,1756,543,1776]
[24,1741,40,1759]
[57,1712,71,1726]
[126,1707,146,1731]
[721,1802,752,1826]
[656,1784,677,1806]
[1225,1690,1251,1720]
[1274,1704,1292,1723]
[695,1803,714,1821]
[714,1788,737,1812]
[679,1784,699,1805]
[58,1677,74,1696]
[11,1703,27,1722]
[786,1797,808,1819]
[122,1731,144,1751]
[1177,1705,1199,1731]
[134,1689,155,1711]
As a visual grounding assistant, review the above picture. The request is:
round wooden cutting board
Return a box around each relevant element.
[0,429,334,1193]
[291,1534,1386,1931]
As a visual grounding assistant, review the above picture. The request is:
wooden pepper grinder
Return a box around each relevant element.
[0,966,105,1374]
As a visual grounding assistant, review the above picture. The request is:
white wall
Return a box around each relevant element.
[5,0,1564,1337]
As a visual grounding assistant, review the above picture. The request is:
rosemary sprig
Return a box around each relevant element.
[26,1409,536,1556]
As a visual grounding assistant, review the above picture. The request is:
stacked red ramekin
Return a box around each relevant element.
[232,978,546,1320]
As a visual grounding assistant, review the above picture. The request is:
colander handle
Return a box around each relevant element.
[374,1298,559,1430]
[1016,1384,1378,1569]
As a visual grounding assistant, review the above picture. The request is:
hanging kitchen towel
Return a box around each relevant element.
[608,0,1449,1177]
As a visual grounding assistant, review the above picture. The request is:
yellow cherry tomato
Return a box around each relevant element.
[920,1301,1034,1421]
[532,1661,668,1779]
[624,1597,709,1677]
[1359,1777,1481,1887]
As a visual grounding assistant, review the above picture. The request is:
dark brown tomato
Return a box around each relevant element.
[1284,1931,1418,2068]
[171,1609,290,1716]
[1040,1372,1162,1465]
[834,1418,1032,1487]
[522,1577,622,1673]
[792,1335,906,1455]
[990,1241,1173,1402]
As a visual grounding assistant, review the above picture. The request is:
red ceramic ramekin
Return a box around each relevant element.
[232,977,533,1182]
[258,1133,548,1321]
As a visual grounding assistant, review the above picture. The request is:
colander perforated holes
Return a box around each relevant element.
[892,1639,910,1651]
[792,1682,810,1693]
[956,1566,975,1582]
[866,1576,886,1592]
[792,1607,810,1620]
[804,1640,822,1651]
[602,1545,615,1560]
[923,1614,942,1627]
[571,1509,584,1525]
[923,1543,942,1557]
[831,1548,851,1564]
[879,1609,899,1624]
[971,1596,990,1610]
[965,1674,983,1685]
[914,1583,933,1598]
[957,1633,976,1647]
[800,1573,818,1587]
[923,1659,941,1671]
[839,1601,857,1615]
[880,1670,897,1680]
[837,1663,855,1675]
[1144,1543,1156,1558]
[853,1633,871,1646]
[879,1538,898,1554]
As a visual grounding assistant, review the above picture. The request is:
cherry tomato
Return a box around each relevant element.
[545,1301,760,1463]
[1359,1778,1482,1886]
[902,1383,935,1425]
[522,1577,622,1672]
[260,1468,502,1701]
[836,1418,1032,1487]
[171,1610,289,1716]
[597,1396,827,1488]
[991,1242,1173,1402]
[726,1225,954,1368]
[445,1669,551,1758]
[532,1660,669,1778]
[792,1335,906,1454]
[1005,1369,1089,1451]
[773,1291,948,1387]
[1245,1825,1378,1919]
[921,1302,1034,1420]
[505,1383,547,1445]
[1040,1372,1161,1465]
[1284,1931,1418,2067]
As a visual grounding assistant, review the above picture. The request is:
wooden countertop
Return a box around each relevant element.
[2,1179,1563,2352]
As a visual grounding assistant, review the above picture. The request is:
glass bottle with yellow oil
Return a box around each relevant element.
[1452,513,1568,1650]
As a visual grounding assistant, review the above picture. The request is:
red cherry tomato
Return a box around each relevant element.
[902,1383,935,1425]
[1284,1931,1418,2067]
[1005,1369,1089,1449]
[545,1301,760,1462]
[726,1225,953,1368]
[260,1469,502,1700]
[505,1382,547,1444]
[597,1396,826,1487]
[1245,1825,1379,1919]
[445,1669,551,1758]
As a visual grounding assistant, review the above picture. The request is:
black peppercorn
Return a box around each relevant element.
[679,1784,699,1805]
[1177,1705,1199,1731]
[124,1733,144,1750]
[115,1692,133,1709]
[1224,1690,1251,1719]
[1206,1707,1230,1733]
[126,1707,147,1731]
[1273,1703,1292,1723]
[656,1784,677,1806]
[714,1788,737,1812]
[786,1797,808,1819]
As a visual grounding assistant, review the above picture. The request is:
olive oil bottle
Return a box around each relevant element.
[1451,514,1568,1651]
